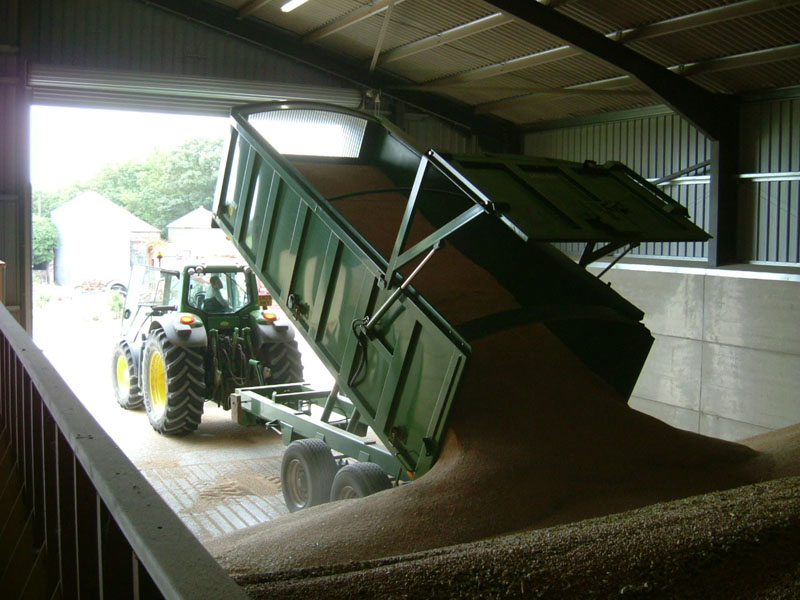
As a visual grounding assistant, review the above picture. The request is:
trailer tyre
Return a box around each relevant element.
[260,340,304,384]
[330,462,392,501]
[141,328,206,436]
[281,439,338,512]
[112,342,143,409]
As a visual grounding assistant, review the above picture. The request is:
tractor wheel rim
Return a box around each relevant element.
[286,459,309,508]
[115,355,130,396]
[148,351,168,419]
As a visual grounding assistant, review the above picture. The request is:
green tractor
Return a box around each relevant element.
[111,264,303,435]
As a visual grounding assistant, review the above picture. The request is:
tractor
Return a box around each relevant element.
[111,263,303,435]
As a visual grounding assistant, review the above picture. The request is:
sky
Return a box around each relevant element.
[30,105,229,192]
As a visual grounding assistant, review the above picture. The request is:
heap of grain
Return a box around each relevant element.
[208,161,800,581]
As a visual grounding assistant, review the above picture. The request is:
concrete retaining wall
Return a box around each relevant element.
[591,263,800,441]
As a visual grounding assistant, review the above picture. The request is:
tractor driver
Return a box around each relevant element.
[203,275,232,312]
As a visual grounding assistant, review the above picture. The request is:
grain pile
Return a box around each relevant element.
[208,161,800,596]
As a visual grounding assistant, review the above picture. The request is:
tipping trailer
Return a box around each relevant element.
[213,102,710,510]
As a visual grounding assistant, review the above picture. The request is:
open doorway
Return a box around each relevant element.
[29,104,332,541]
[30,105,230,408]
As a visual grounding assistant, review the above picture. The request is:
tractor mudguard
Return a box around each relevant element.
[151,314,208,349]
[127,341,142,375]
[250,310,296,345]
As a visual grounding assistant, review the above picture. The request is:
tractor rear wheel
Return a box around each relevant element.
[281,439,338,512]
[111,342,143,409]
[141,328,205,435]
[330,462,392,501]
[260,340,304,384]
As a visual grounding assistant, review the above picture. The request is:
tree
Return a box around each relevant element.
[32,215,59,268]
[31,135,225,237]
[32,182,90,218]
[91,136,224,232]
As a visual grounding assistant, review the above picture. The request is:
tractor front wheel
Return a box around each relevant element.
[111,342,143,409]
[141,328,205,435]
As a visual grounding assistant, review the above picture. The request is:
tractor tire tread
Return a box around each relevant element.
[142,328,206,436]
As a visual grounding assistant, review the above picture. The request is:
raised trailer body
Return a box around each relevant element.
[213,102,709,482]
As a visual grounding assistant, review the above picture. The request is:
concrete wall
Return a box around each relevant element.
[593,263,800,441]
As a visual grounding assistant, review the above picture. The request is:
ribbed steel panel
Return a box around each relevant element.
[28,64,362,115]
[628,6,800,68]
[384,0,499,51]
[557,0,731,34]
[740,97,800,263]
[400,113,480,154]
[443,21,568,65]
[495,93,660,129]
[525,112,711,259]
[0,2,30,328]
[691,58,800,95]
[1,0,17,44]
[33,0,348,88]
[218,0,362,36]
[347,0,499,59]
[0,81,19,194]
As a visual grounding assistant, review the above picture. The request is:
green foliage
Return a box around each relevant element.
[32,136,225,234]
[35,290,52,308]
[33,183,90,218]
[32,215,59,267]
[91,136,225,233]
[109,290,125,318]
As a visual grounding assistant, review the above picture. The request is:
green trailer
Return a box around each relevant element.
[213,102,709,510]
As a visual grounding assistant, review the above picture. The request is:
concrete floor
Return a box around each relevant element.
[33,287,334,542]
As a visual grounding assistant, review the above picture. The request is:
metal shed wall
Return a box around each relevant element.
[26,0,361,116]
[400,112,481,155]
[524,111,711,261]
[740,96,800,264]
[525,96,800,267]
[524,100,800,441]
[1,1,30,329]
[31,0,347,90]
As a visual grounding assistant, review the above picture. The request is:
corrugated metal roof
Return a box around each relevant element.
[691,57,800,94]
[198,0,800,126]
[629,6,800,66]
[556,0,733,32]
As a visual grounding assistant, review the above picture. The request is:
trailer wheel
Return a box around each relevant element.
[141,328,205,436]
[281,439,338,512]
[111,342,143,409]
[330,463,392,501]
[260,340,304,384]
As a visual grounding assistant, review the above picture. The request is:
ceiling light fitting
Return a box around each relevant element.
[281,0,309,12]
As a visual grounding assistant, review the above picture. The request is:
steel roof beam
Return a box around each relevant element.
[303,0,406,44]
[482,43,800,115]
[236,0,273,19]
[369,0,396,72]
[680,43,800,76]
[422,45,579,87]
[374,0,574,66]
[136,0,521,151]
[377,13,515,66]
[485,0,731,139]
[619,0,800,43]
[424,0,797,89]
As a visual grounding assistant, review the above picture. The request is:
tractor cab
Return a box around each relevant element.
[186,268,252,315]
[112,262,302,436]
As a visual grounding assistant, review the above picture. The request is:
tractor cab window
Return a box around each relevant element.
[188,271,250,313]
[133,267,180,307]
